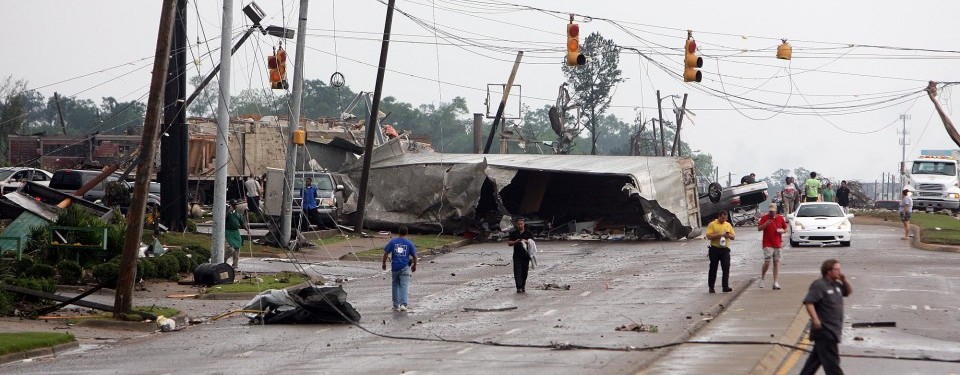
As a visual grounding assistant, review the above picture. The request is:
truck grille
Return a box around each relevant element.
[918,183,943,191]
[919,191,941,197]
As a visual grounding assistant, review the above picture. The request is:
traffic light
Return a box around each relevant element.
[566,16,585,66]
[684,31,702,83]
[268,46,289,90]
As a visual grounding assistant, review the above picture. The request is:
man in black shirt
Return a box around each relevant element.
[836,180,851,213]
[740,173,756,185]
[507,218,533,293]
[800,259,853,375]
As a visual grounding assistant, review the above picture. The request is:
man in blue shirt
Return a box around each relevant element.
[301,177,321,226]
[381,226,418,312]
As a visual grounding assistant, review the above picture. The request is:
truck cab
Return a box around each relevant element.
[904,155,960,212]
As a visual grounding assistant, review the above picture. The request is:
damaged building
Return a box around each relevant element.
[337,140,702,240]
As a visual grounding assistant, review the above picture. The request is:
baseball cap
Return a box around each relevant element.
[768,203,777,212]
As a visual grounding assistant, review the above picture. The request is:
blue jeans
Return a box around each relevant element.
[391,266,411,308]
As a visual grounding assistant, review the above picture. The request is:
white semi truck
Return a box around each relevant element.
[903,154,960,212]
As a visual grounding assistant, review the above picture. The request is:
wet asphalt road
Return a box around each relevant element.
[5,223,960,375]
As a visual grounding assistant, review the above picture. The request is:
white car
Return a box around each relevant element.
[0,167,53,194]
[787,202,854,247]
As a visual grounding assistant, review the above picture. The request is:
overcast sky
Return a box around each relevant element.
[4,1,960,182]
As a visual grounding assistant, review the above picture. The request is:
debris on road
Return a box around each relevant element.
[542,283,571,290]
[615,323,659,333]
[851,321,897,328]
[462,306,518,312]
[156,315,176,332]
[242,285,360,324]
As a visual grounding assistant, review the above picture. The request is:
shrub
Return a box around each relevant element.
[139,258,158,279]
[153,255,181,280]
[10,277,56,302]
[92,262,120,287]
[26,264,57,280]
[0,290,13,315]
[56,260,83,285]
[167,250,198,273]
[184,245,211,263]
[14,257,35,277]
[186,219,198,233]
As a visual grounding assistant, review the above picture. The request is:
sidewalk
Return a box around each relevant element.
[639,273,815,375]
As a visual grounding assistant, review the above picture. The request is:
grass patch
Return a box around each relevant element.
[351,235,462,260]
[134,305,180,318]
[143,230,284,257]
[857,210,960,245]
[0,332,75,356]
[206,272,307,294]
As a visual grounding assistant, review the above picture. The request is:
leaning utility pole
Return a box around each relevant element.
[354,0,396,233]
[482,52,523,154]
[671,94,688,157]
[115,0,176,317]
[210,0,235,264]
[926,81,960,148]
[53,92,67,135]
[280,0,310,244]
[656,90,666,156]
[160,0,189,232]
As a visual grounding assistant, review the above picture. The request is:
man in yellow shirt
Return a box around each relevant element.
[705,210,736,293]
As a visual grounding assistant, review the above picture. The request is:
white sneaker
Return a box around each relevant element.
[758,279,764,289]
[398,305,408,312]
[772,282,781,290]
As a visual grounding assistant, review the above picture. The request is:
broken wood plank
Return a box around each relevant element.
[1,284,115,313]
[34,280,110,316]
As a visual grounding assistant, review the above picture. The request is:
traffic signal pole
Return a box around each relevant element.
[115,0,176,317]
[280,0,310,243]
[482,52,524,154]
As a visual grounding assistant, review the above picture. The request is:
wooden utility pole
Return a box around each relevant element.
[473,113,483,154]
[926,81,960,148]
[482,52,523,154]
[355,0,397,233]
[114,0,176,317]
[53,92,67,135]
[671,94,688,157]
[656,90,666,156]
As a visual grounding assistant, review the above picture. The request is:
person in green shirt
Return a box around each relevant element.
[224,200,249,270]
[805,172,822,202]
[822,182,836,202]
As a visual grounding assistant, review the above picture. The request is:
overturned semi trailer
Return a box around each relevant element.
[340,153,702,240]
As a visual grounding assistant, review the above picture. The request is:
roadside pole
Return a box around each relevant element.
[211,0,234,264]
[280,0,310,245]
[114,0,176,316]
[657,90,666,156]
[482,52,524,154]
[671,94,688,157]
[354,0,397,233]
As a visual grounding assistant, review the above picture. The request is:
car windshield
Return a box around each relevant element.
[294,174,334,190]
[912,161,957,176]
[796,204,845,218]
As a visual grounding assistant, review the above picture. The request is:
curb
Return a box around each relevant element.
[908,223,960,253]
[0,340,79,366]
[753,304,810,374]
[339,238,475,261]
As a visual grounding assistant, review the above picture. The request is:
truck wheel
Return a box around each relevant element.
[708,182,722,204]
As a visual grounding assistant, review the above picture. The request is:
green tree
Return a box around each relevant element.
[99,97,146,134]
[561,32,623,155]
[187,75,218,118]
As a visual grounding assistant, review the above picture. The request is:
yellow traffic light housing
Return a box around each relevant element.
[683,31,702,83]
[566,15,585,66]
[268,46,289,90]
[777,39,792,60]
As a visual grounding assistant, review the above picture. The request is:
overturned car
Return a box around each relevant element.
[339,151,703,240]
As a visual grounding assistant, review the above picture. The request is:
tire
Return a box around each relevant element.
[708,182,722,204]
[790,240,800,247]
[840,241,851,247]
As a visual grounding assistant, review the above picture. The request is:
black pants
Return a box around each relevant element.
[799,339,843,375]
[246,196,260,213]
[708,246,731,289]
[513,251,530,290]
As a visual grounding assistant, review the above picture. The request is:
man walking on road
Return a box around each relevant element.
[705,210,735,293]
[836,180,851,213]
[800,259,853,375]
[900,189,913,240]
[805,172,822,202]
[382,226,417,312]
[757,203,787,290]
[507,218,534,293]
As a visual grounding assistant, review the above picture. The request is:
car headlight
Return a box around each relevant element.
[794,222,805,230]
[948,193,960,199]
[319,197,336,207]
[837,221,849,230]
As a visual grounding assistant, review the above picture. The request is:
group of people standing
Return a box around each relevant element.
[779,172,852,214]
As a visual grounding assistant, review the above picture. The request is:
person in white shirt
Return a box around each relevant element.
[243,175,262,214]
[899,189,913,240]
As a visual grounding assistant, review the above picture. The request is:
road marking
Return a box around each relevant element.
[315,328,329,333]
[543,309,557,316]
[423,294,436,299]
[851,304,882,310]
[775,335,810,375]
[869,288,950,294]
[579,291,591,297]
[457,347,473,355]
[505,328,522,335]
[890,304,917,310]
